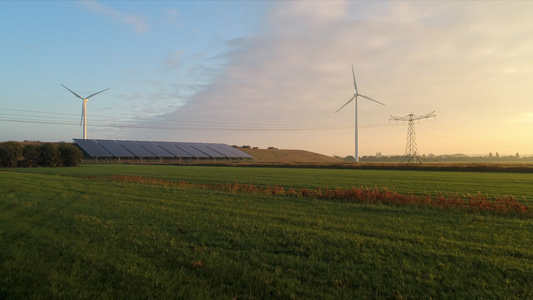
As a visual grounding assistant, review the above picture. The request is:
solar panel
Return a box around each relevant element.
[190,143,225,158]
[173,142,209,158]
[155,142,193,158]
[95,139,135,157]
[136,141,174,157]
[206,144,241,158]
[117,140,156,157]
[73,139,113,157]
[74,139,252,159]
[217,144,253,158]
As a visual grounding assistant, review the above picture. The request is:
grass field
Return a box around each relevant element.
[10,164,533,202]
[1,165,532,298]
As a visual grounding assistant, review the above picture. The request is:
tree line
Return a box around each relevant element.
[0,142,83,168]
[335,153,533,163]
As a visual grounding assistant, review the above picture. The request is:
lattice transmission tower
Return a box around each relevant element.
[390,111,436,164]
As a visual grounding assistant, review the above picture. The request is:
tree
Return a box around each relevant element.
[516,152,520,159]
[0,142,23,167]
[21,144,40,167]
[38,143,60,167]
[59,143,83,166]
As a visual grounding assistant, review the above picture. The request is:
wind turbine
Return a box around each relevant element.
[61,84,109,140]
[335,65,384,162]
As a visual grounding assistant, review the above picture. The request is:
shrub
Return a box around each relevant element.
[21,144,41,167]
[0,142,82,168]
[0,142,23,167]
[38,143,60,167]
[59,143,83,166]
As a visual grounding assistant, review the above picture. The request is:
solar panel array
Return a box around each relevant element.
[117,140,156,157]
[73,139,112,157]
[136,141,174,157]
[73,139,252,159]
[96,140,135,157]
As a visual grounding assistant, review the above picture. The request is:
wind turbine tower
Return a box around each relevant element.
[336,65,384,162]
[61,84,110,140]
[390,111,436,164]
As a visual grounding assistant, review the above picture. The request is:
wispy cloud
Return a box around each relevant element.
[128,1,533,155]
[165,8,181,25]
[163,50,184,71]
[79,0,149,34]
[506,112,533,123]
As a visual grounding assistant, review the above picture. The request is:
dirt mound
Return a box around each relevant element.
[238,148,344,163]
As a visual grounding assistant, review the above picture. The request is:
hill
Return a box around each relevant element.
[238,148,344,163]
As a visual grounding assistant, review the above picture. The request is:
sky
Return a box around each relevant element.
[1,1,533,157]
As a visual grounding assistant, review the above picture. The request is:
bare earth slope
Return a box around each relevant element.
[238,148,344,163]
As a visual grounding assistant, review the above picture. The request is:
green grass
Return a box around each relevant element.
[10,164,533,202]
[1,167,532,298]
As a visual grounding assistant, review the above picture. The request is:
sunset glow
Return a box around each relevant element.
[2,1,532,157]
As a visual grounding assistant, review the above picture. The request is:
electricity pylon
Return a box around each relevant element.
[390,111,436,164]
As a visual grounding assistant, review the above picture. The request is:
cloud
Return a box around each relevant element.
[165,8,181,25]
[127,1,533,155]
[80,0,149,34]
[506,112,533,123]
[163,50,184,71]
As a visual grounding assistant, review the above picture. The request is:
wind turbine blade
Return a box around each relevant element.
[351,65,358,93]
[80,104,84,127]
[85,88,110,99]
[359,94,385,106]
[335,96,356,113]
[61,84,85,100]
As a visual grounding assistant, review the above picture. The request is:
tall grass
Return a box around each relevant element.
[107,174,531,216]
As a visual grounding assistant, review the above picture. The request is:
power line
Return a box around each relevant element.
[424,121,533,151]
[0,108,335,127]
[0,108,359,132]
[0,117,356,131]
[0,108,395,132]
